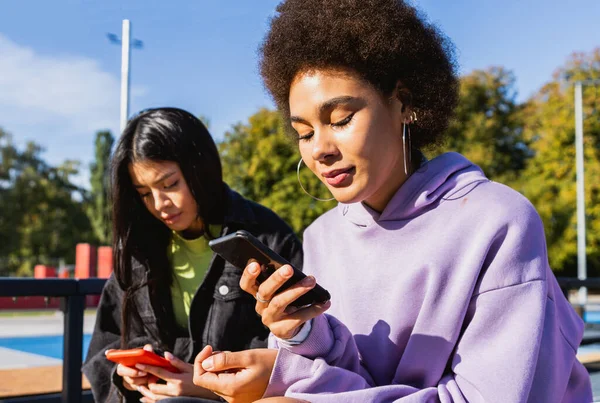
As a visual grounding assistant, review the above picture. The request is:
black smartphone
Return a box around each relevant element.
[208,230,330,307]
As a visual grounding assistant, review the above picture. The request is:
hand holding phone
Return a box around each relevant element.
[106,348,180,374]
[209,230,330,307]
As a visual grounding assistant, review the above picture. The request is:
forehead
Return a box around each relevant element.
[289,69,374,113]
[128,160,180,185]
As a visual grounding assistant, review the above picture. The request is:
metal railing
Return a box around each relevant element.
[0,278,106,403]
[0,276,596,402]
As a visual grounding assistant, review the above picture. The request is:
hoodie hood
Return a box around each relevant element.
[340,152,489,226]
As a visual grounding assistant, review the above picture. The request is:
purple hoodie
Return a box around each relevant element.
[265,153,592,402]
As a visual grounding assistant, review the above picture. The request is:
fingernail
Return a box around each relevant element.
[201,357,214,370]
[282,266,293,276]
[248,263,259,274]
[304,276,315,285]
[164,351,174,360]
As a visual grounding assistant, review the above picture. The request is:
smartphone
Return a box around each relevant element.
[105,348,180,373]
[208,230,330,307]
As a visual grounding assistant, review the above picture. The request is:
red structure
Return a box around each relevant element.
[75,243,97,279]
[0,244,113,310]
[97,246,113,279]
[34,265,56,278]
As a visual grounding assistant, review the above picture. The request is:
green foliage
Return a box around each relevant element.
[0,131,95,276]
[515,49,600,275]
[88,131,114,245]
[219,109,336,235]
[435,66,532,182]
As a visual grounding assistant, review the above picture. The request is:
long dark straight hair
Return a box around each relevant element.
[110,107,226,348]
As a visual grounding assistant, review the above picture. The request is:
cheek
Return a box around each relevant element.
[298,145,318,172]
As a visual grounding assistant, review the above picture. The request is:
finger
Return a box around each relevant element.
[143,344,154,352]
[193,345,213,382]
[256,265,295,301]
[137,385,158,401]
[148,382,171,396]
[201,351,252,372]
[163,351,192,373]
[193,371,238,395]
[239,261,261,295]
[117,363,147,377]
[123,375,148,387]
[269,302,331,339]
[136,363,175,381]
[266,276,318,314]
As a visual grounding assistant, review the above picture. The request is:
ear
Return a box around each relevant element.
[393,81,413,123]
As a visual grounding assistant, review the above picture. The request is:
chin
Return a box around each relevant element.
[330,187,365,205]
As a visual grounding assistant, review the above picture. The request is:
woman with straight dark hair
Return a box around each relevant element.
[82,107,303,402]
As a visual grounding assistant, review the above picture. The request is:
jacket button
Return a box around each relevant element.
[218,285,229,296]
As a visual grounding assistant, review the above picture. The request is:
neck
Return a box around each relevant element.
[178,220,205,239]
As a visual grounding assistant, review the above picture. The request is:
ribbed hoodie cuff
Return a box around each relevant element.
[284,313,334,358]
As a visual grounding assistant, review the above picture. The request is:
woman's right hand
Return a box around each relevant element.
[239,262,331,340]
[108,344,154,391]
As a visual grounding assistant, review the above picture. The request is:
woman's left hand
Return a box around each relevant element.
[136,349,220,402]
[193,346,278,403]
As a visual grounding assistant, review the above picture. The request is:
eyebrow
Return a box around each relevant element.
[290,95,361,124]
[134,171,177,189]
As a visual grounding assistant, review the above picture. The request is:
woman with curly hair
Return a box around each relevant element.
[192,1,592,402]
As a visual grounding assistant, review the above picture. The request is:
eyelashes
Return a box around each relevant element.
[297,112,356,142]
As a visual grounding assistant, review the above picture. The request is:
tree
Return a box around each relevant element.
[219,109,336,235]
[436,67,532,182]
[88,131,114,245]
[0,133,95,276]
[516,49,600,275]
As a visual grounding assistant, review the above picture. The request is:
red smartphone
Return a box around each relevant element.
[105,348,180,373]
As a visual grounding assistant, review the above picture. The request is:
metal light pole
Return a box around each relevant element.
[573,79,600,306]
[120,20,131,134]
[574,81,587,305]
[107,20,143,134]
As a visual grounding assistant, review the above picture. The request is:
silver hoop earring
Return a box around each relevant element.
[403,123,412,176]
[297,158,335,202]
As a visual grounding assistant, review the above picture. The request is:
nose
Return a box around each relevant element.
[310,128,339,163]
[152,190,172,212]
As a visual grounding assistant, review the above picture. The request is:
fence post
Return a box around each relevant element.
[61,294,85,403]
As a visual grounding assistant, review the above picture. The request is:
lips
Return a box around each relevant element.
[162,212,181,223]
[322,167,355,186]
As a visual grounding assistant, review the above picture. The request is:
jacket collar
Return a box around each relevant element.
[221,184,257,226]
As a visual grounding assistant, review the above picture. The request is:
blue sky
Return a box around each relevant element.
[0,0,598,187]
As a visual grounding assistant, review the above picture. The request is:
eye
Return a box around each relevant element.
[331,112,355,128]
[165,180,179,190]
[140,192,151,199]
[298,132,314,142]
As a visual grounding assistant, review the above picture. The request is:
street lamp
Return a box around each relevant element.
[107,20,143,134]
[574,79,600,305]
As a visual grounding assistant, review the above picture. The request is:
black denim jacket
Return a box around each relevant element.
[82,188,303,402]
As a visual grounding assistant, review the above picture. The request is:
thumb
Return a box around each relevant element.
[193,345,213,379]
[163,352,190,372]
[201,351,249,372]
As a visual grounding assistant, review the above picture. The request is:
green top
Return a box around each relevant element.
[168,225,222,329]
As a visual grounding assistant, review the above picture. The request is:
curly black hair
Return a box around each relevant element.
[259,0,459,149]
